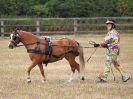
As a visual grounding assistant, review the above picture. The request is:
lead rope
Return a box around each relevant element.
[87,41,97,63]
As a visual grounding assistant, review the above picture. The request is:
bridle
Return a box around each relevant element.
[9,31,38,48]
[9,33,21,47]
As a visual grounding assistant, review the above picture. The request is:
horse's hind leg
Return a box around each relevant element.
[27,60,38,83]
[70,61,84,81]
[65,56,80,82]
[38,63,46,83]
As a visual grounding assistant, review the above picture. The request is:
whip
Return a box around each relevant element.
[87,41,98,63]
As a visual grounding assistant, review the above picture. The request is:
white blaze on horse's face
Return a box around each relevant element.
[10,33,14,40]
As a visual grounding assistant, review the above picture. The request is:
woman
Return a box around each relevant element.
[94,19,130,82]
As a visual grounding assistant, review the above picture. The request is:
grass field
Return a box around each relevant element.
[0,34,133,99]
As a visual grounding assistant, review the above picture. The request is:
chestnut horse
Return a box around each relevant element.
[8,28,85,83]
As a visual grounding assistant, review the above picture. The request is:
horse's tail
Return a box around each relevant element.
[78,44,85,76]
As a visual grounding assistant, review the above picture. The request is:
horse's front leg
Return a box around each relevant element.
[27,60,38,83]
[38,63,46,83]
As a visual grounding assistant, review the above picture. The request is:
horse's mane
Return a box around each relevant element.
[20,30,38,39]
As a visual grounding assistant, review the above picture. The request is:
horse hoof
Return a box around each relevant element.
[27,79,31,84]
[42,79,46,83]
[81,76,85,81]
[68,80,72,83]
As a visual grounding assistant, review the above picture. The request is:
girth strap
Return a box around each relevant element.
[65,50,79,56]
[51,50,79,59]
[45,38,52,55]
[42,38,52,66]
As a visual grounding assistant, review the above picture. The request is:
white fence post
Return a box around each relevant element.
[36,18,40,36]
[1,20,4,37]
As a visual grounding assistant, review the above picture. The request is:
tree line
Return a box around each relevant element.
[0,0,133,17]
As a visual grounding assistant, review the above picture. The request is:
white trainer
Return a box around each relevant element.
[122,74,130,82]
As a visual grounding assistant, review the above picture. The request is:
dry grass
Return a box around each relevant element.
[0,34,133,99]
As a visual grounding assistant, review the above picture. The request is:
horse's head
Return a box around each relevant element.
[8,27,21,49]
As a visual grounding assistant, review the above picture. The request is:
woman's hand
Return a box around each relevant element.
[94,43,100,47]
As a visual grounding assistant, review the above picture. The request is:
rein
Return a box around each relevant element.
[17,44,95,48]
[16,40,97,60]
[16,41,96,48]
[16,40,97,63]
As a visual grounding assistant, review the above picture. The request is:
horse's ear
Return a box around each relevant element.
[12,27,20,34]
[12,27,20,31]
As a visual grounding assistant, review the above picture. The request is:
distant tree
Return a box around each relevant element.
[0,0,133,17]
[116,0,133,16]
[116,0,130,16]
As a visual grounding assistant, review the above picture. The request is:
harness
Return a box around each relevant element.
[27,38,52,66]
[27,37,79,66]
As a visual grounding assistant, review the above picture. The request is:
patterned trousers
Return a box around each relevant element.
[98,49,124,80]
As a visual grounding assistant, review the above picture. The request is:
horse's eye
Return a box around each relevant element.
[12,35,17,40]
